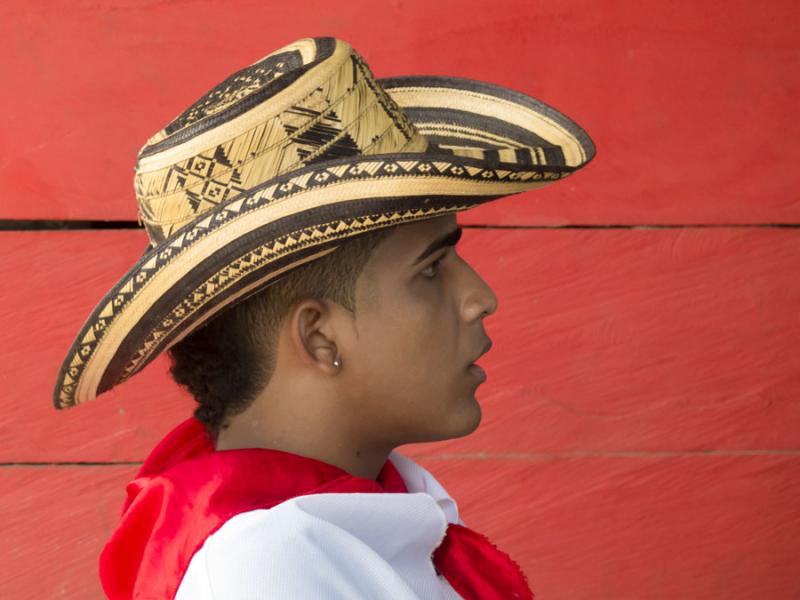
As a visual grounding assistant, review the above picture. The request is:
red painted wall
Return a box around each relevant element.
[1,1,798,598]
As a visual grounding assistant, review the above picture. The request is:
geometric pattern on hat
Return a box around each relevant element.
[135,39,427,246]
[54,37,596,409]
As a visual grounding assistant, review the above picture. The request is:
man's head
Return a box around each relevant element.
[168,213,497,451]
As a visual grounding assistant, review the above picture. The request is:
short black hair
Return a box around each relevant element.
[167,225,397,440]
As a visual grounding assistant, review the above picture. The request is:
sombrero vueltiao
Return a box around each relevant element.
[53,36,596,409]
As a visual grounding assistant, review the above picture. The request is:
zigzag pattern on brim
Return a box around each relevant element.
[53,74,595,409]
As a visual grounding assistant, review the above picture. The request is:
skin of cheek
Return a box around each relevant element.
[346,307,432,445]
[349,265,481,446]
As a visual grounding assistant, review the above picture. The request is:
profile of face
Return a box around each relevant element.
[335,213,498,448]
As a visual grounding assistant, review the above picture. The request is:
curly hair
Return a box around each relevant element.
[167,225,398,441]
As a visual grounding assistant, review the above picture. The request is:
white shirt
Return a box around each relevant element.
[175,450,465,599]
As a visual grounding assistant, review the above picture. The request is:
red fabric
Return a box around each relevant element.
[99,416,534,600]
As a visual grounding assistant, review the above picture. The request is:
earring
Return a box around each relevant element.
[333,357,341,368]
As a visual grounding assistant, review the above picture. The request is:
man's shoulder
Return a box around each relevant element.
[176,496,435,599]
[174,454,466,599]
[202,489,449,553]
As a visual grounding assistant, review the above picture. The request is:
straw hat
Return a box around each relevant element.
[53,37,596,409]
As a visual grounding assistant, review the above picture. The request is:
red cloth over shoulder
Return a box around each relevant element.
[100,416,533,600]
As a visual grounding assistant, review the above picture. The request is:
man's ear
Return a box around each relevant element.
[287,298,340,375]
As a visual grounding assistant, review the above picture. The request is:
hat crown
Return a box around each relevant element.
[134,37,428,246]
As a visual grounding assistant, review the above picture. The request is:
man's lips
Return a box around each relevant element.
[466,339,492,383]
[469,339,493,366]
[467,363,487,382]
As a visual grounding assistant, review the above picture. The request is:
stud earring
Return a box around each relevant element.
[333,357,341,368]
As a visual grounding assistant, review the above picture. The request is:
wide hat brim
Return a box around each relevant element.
[54,74,596,409]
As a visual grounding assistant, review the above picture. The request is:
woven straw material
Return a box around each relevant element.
[53,37,595,409]
[135,38,428,246]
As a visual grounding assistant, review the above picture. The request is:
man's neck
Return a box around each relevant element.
[214,410,394,480]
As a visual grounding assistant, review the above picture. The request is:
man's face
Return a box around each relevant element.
[340,213,498,448]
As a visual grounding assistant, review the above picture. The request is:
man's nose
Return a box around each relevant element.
[463,270,498,321]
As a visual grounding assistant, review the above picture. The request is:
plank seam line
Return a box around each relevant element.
[2,220,800,231]
[0,462,144,467]
[466,223,800,229]
[4,449,800,466]
[415,450,800,459]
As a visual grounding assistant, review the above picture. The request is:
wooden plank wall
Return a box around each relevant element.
[1,1,798,598]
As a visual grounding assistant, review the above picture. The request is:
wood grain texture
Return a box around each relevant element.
[2,3,798,597]
[1,0,798,223]
[0,230,195,462]
[1,456,797,599]
[2,227,798,462]
[418,455,800,600]
[0,466,136,599]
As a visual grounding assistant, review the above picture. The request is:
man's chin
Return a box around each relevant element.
[442,396,483,440]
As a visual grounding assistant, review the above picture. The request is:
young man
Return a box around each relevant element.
[53,37,595,599]
[173,212,495,477]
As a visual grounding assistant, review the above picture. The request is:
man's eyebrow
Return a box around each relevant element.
[412,226,463,265]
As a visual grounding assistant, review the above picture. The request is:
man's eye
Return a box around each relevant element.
[421,256,445,279]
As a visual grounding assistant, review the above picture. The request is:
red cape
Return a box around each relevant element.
[100,416,534,599]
